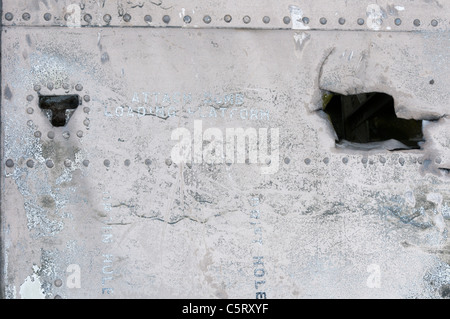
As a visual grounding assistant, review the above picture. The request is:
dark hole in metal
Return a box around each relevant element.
[323,92,424,150]
[39,95,80,127]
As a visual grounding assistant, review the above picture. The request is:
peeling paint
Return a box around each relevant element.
[2,0,450,299]
[293,32,311,51]
[289,6,310,30]
[366,4,386,31]
[19,266,45,299]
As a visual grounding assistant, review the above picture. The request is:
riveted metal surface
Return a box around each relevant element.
[1,0,450,299]
[1,0,449,31]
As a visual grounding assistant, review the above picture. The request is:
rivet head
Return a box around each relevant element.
[103,14,112,23]
[76,131,83,138]
[243,15,251,24]
[27,107,34,114]
[413,19,421,27]
[302,17,310,24]
[203,15,212,24]
[357,18,365,25]
[62,131,70,139]
[284,157,290,164]
[361,157,368,164]
[47,131,55,139]
[435,157,442,164]
[26,159,35,168]
[262,16,270,24]
[429,79,435,85]
[145,159,152,166]
[323,157,329,164]
[54,279,63,287]
[82,159,90,167]
[83,95,90,102]
[394,18,402,26]
[342,157,349,164]
[44,13,52,21]
[27,95,34,102]
[183,15,192,24]
[5,12,14,21]
[5,159,14,168]
[431,19,438,27]
[319,17,327,25]
[47,82,54,90]
[75,84,83,91]
[399,157,405,166]
[162,15,170,24]
[54,295,62,299]
[83,119,90,126]
[304,158,311,165]
[283,16,291,24]
[27,120,34,127]
[380,157,386,164]
[224,14,232,23]
[104,159,110,167]
[34,131,42,138]
[144,15,152,23]
[165,158,173,166]
[124,159,131,166]
[22,13,31,21]
[83,107,90,114]
[123,13,131,22]
[338,17,346,25]
[33,84,41,92]
[64,159,72,167]
[46,160,54,168]
[84,14,92,23]
[62,83,70,90]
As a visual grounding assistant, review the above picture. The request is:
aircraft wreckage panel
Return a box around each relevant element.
[1,1,450,299]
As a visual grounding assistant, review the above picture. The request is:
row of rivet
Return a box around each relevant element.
[33,83,85,92]
[25,126,85,139]
[53,278,63,299]
[3,12,443,28]
[5,156,444,169]
[282,156,443,166]
[4,158,171,169]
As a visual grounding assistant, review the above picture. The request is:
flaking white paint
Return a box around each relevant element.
[19,265,45,299]
[366,4,384,31]
[289,6,310,30]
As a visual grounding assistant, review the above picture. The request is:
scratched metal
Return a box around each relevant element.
[1,0,450,299]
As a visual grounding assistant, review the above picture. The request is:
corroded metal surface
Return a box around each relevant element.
[1,0,450,299]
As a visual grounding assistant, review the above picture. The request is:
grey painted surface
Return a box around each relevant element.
[1,0,449,298]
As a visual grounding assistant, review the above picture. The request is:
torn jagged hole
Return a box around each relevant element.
[322,91,424,151]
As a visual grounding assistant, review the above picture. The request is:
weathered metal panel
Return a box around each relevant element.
[1,0,450,299]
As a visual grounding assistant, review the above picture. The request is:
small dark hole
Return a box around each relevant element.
[323,92,424,150]
[39,95,80,127]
